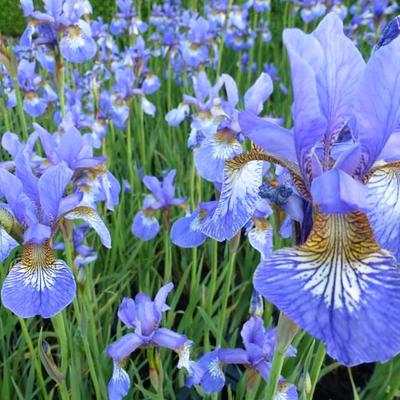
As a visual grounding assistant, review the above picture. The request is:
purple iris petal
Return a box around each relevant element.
[194,135,242,183]
[107,333,143,361]
[186,350,225,394]
[218,348,249,364]
[367,166,400,261]
[23,94,47,117]
[248,222,273,260]
[108,361,130,400]
[355,35,400,172]
[23,223,52,244]
[254,360,271,382]
[199,159,263,241]
[64,206,112,248]
[60,23,97,64]
[0,227,18,263]
[153,282,174,313]
[152,328,187,350]
[239,112,297,162]
[282,26,327,169]
[117,297,136,328]
[254,212,400,365]
[131,211,160,241]
[244,72,273,115]
[1,258,76,318]
[38,163,73,225]
[312,13,365,144]
[165,104,190,126]
[311,168,369,213]
[170,210,207,248]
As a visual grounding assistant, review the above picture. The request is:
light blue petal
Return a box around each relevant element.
[199,158,263,241]
[254,211,400,366]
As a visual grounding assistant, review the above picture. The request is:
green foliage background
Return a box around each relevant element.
[0,0,116,36]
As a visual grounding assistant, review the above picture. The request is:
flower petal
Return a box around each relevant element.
[199,157,264,241]
[107,333,143,361]
[152,328,187,350]
[108,361,130,400]
[194,135,242,183]
[0,227,18,263]
[170,210,207,248]
[254,211,400,366]
[38,163,73,225]
[239,112,297,163]
[311,168,369,213]
[1,258,76,318]
[64,206,111,248]
[367,165,400,261]
[355,36,400,171]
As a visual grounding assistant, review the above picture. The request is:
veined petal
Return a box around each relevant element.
[254,211,400,366]
[170,210,207,248]
[0,227,18,263]
[312,13,365,140]
[194,134,242,183]
[131,211,159,241]
[283,27,327,169]
[367,165,400,261]
[1,244,76,318]
[355,36,400,172]
[63,206,111,248]
[108,361,130,400]
[248,219,273,260]
[199,157,263,241]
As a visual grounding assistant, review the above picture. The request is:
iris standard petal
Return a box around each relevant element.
[254,211,400,366]
[199,157,263,241]
[38,163,73,225]
[283,27,327,168]
[63,206,111,248]
[117,297,136,328]
[244,72,273,115]
[1,244,76,318]
[312,12,365,141]
[107,333,143,361]
[154,282,174,313]
[367,165,400,261]
[355,36,400,172]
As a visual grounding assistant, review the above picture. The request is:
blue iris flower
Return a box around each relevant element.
[216,12,400,366]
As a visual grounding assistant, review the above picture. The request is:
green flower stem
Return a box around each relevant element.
[13,79,28,139]
[64,240,105,400]
[18,318,49,400]
[265,341,286,400]
[308,342,326,399]
[217,243,237,345]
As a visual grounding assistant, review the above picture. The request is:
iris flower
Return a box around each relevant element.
[132,170,186,241]
[0,153,111,318]
[210,13,400,366]
[107,283,189,399]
